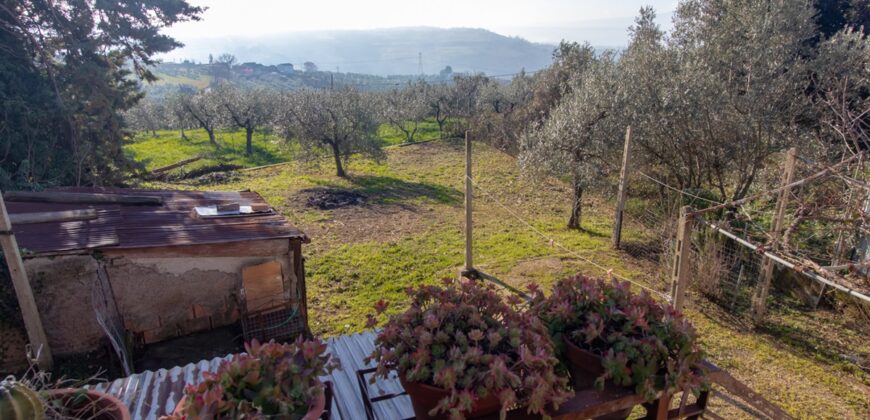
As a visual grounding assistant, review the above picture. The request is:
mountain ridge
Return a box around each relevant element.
[161,27,557,76]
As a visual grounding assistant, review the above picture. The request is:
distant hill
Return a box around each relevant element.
[143,61,453,98]
[161,27,556,76]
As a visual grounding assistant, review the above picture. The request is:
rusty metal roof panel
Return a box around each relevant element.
[89,332,413,420]
[7,206,122,253]
[6,188,307,254]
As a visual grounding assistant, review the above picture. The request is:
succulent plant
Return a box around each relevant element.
[0,377,45,420]
[366,278,572,419]
[530,275,706,401]
[167,337,338,420]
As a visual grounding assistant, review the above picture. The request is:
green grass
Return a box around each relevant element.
[126,120,445,176]
[377,118,445,146]
[125,129,294,173]
[140,137,869,418]
[152,72,210,89]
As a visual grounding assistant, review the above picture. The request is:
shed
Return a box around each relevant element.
[0,187,309,371]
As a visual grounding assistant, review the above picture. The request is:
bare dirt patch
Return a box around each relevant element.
[299,188,368,210]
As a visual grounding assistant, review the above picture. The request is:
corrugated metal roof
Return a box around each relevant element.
[7,188,308,254]
[89,332,414,420]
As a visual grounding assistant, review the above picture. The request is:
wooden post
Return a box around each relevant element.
[463,131,474,275]
[612,126,631,249]
[752,147,797,323]
[0,193,52,369]
[670,206,693,311]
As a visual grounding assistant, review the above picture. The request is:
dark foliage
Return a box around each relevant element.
[0,0,202,188]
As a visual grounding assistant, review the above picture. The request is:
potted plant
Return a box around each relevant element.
[165,337,337,420]
[1,375,130,420]
[530,275,706,404]
[366,278,572,420]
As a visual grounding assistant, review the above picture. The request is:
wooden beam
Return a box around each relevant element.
[612,126,631,249]
[149,155,203,175]
[670,206,693,311]
[0,193,52,369]
[4,191,162,205]
[752,148,797,323]
[464,131,474,274]
[8,209,98,225]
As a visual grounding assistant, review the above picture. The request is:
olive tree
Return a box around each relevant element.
[165,90,195,141]
[622,1,816,201]
[180,88,224,148]
[217,85,274,155]
[473,71,535,154]
[125,98,165,137]
[278,88,382,177]
[383,80,430,143]
[520,51,620,229]
[426,83,454,137]
[810,27,870,158]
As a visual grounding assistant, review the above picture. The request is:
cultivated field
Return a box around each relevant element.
[136,129,870,418]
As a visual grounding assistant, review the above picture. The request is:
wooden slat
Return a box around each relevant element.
[8,209,98,225]
[4,191,163,205]
[149,155,203,175]
[101,238,293,257]
[0,193,52,368]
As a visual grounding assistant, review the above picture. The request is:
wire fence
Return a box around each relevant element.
[611,149,870,323]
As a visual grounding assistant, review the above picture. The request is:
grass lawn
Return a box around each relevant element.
[143,136,869,418]
[377,118,446,146]
[125,129,295,173]
[126,118,448,176]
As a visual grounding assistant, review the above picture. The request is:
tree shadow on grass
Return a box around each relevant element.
[211,142,290,167]
[348,175,462,206]
[575,226,608,239]
[698,296,866,370]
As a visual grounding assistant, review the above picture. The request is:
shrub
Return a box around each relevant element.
[366,278,572,419]
[168,338,337,419]
[530,275,706,401]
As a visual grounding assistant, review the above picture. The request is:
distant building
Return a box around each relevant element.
[276,63,295,74]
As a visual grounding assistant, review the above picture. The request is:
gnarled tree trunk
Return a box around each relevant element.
[330,141,346,177]
[568,181,583,229]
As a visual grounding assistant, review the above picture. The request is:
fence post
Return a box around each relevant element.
[0,192,53,369]
[670,206,693,311]
[463,131,475,276]
[612,126,631,249]
[752,147,797,324]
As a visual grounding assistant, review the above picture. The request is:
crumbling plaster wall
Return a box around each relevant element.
[12,239,300,363]
[103,240,297,344]
[23,254,105,355]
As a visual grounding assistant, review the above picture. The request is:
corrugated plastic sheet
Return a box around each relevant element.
[6,188,307,254]
[90,331,414,420]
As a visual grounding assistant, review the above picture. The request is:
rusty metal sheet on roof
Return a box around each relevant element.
[89,332,413,420]
[6,188,307,254]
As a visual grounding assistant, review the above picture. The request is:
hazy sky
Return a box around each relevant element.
[166,0,679,45]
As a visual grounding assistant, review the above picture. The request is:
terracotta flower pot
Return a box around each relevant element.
[46,389,130,420]
[399,375,501,420]
[562,335,606,390]
[561,337,632,420]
